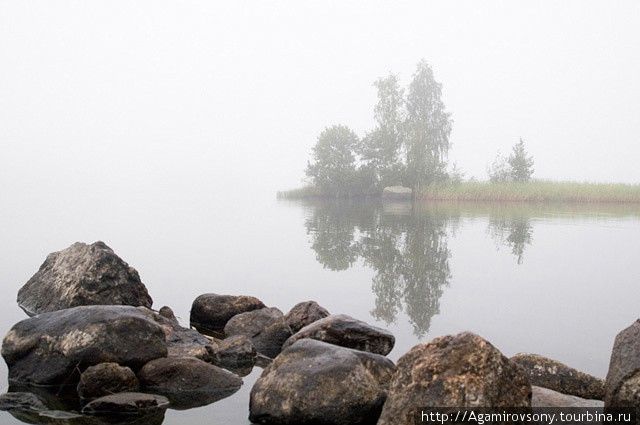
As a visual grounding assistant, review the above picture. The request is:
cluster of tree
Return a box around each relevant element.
[305,60,453,197]
[487,138,535,183]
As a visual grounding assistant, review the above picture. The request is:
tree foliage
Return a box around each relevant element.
[488,139,535,183]
[508,138,535,182]
[305,60,454,197]
[305,125,360,197]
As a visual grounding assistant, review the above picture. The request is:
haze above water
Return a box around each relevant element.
[1,2,640,424]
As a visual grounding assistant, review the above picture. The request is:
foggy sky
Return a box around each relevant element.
[1,0,639,205]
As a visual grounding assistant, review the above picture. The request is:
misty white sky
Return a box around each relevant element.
[1,1,639,204]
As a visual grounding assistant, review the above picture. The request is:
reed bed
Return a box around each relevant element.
[419,181,640,203]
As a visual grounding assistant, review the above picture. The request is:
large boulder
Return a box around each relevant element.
[282,314,395,356]
[77,363,140,400]
[1,305,168,385]
[511,352,605,400]
[17,241,152,316]
[249,338,396,425]
[224,307,292,358]
[137,356,242,409]
[284,301,330,333]
[190,293,266,334]
[378,332,531,425]
[605,319,640,420]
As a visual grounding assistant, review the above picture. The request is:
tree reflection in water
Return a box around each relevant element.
[304,200,455,337]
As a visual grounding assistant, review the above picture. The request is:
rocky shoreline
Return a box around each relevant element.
[0,241,637,425]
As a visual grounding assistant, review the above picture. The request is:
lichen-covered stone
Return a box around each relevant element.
[284,301,330,334]
[224,307,292,358]
[190,293,266,333]
[511,353,604,400]
[1,305,167,385]
[250,338,396,425]
[77,363,140,400]
[605,319,640,423]
[378,332,531,425]
[282,314,394,356]
[17,241,152,316]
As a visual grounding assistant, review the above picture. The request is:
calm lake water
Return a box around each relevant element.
[1,197,639,424]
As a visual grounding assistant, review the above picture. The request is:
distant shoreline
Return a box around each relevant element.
[278,180,640,203]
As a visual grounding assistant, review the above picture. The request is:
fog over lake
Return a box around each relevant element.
[1,1,640,424]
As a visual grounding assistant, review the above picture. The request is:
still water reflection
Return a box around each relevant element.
[1,199,639,425]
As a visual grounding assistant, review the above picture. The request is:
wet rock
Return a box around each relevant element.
[605,319,640,417]
[139,306,211,360]
[378,332,531,425]
[511,352,605,400]
[81,392,169,415]
[224,307,292,358]
[282,314,395,356]
[190,293,266,333]
[208,334,257,370]
[1,305,168,386]
[532,386,603,408]
[77,363,140,400]
[0,392,47,412]
[249,338,396,425]
[137,356,242,409]
[284,301,330,334]
[381,186,412,200]
[17,241,152,317]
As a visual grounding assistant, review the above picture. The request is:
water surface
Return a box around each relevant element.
[1,198,639,424]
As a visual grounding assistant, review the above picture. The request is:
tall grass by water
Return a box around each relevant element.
[419,180,640,203]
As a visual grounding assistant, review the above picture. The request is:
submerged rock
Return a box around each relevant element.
[1,305,167,386]
[249,338,396,425]
[284,301,330,334]
[282,314,395,356]
[77,363,140,400]
[511,352,604,400]
[224,307,292,358]
[81,392,169,416]
[532,386,603,408]
[0,392,47,412]
[137,356,242,409]
[17,241,152,317]
[190,293,266,333]
[378,332,531,425]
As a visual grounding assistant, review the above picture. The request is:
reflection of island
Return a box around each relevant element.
[487,216,533,264]
[304,200,454,337]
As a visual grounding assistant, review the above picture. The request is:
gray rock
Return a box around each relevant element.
[605,319,640,421]
[249,338,396,425]
[17,241,152,317]
[511,352,605,400]
[284,301,330,334]
[532,386,603,408]
[81,392,169,415]
[224,307,292,358]
[77,363,140,400]
[1,305,168,385]
[0,392,47,412]
[190,293,266,333]
[282,314,395,356]
[208,334,257,370]
[137,356,242,409]
[139,306,211,360]
[378,332,531,425]
[381,186,412,200]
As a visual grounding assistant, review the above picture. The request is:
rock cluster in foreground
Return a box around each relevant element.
[0,241,636,425]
